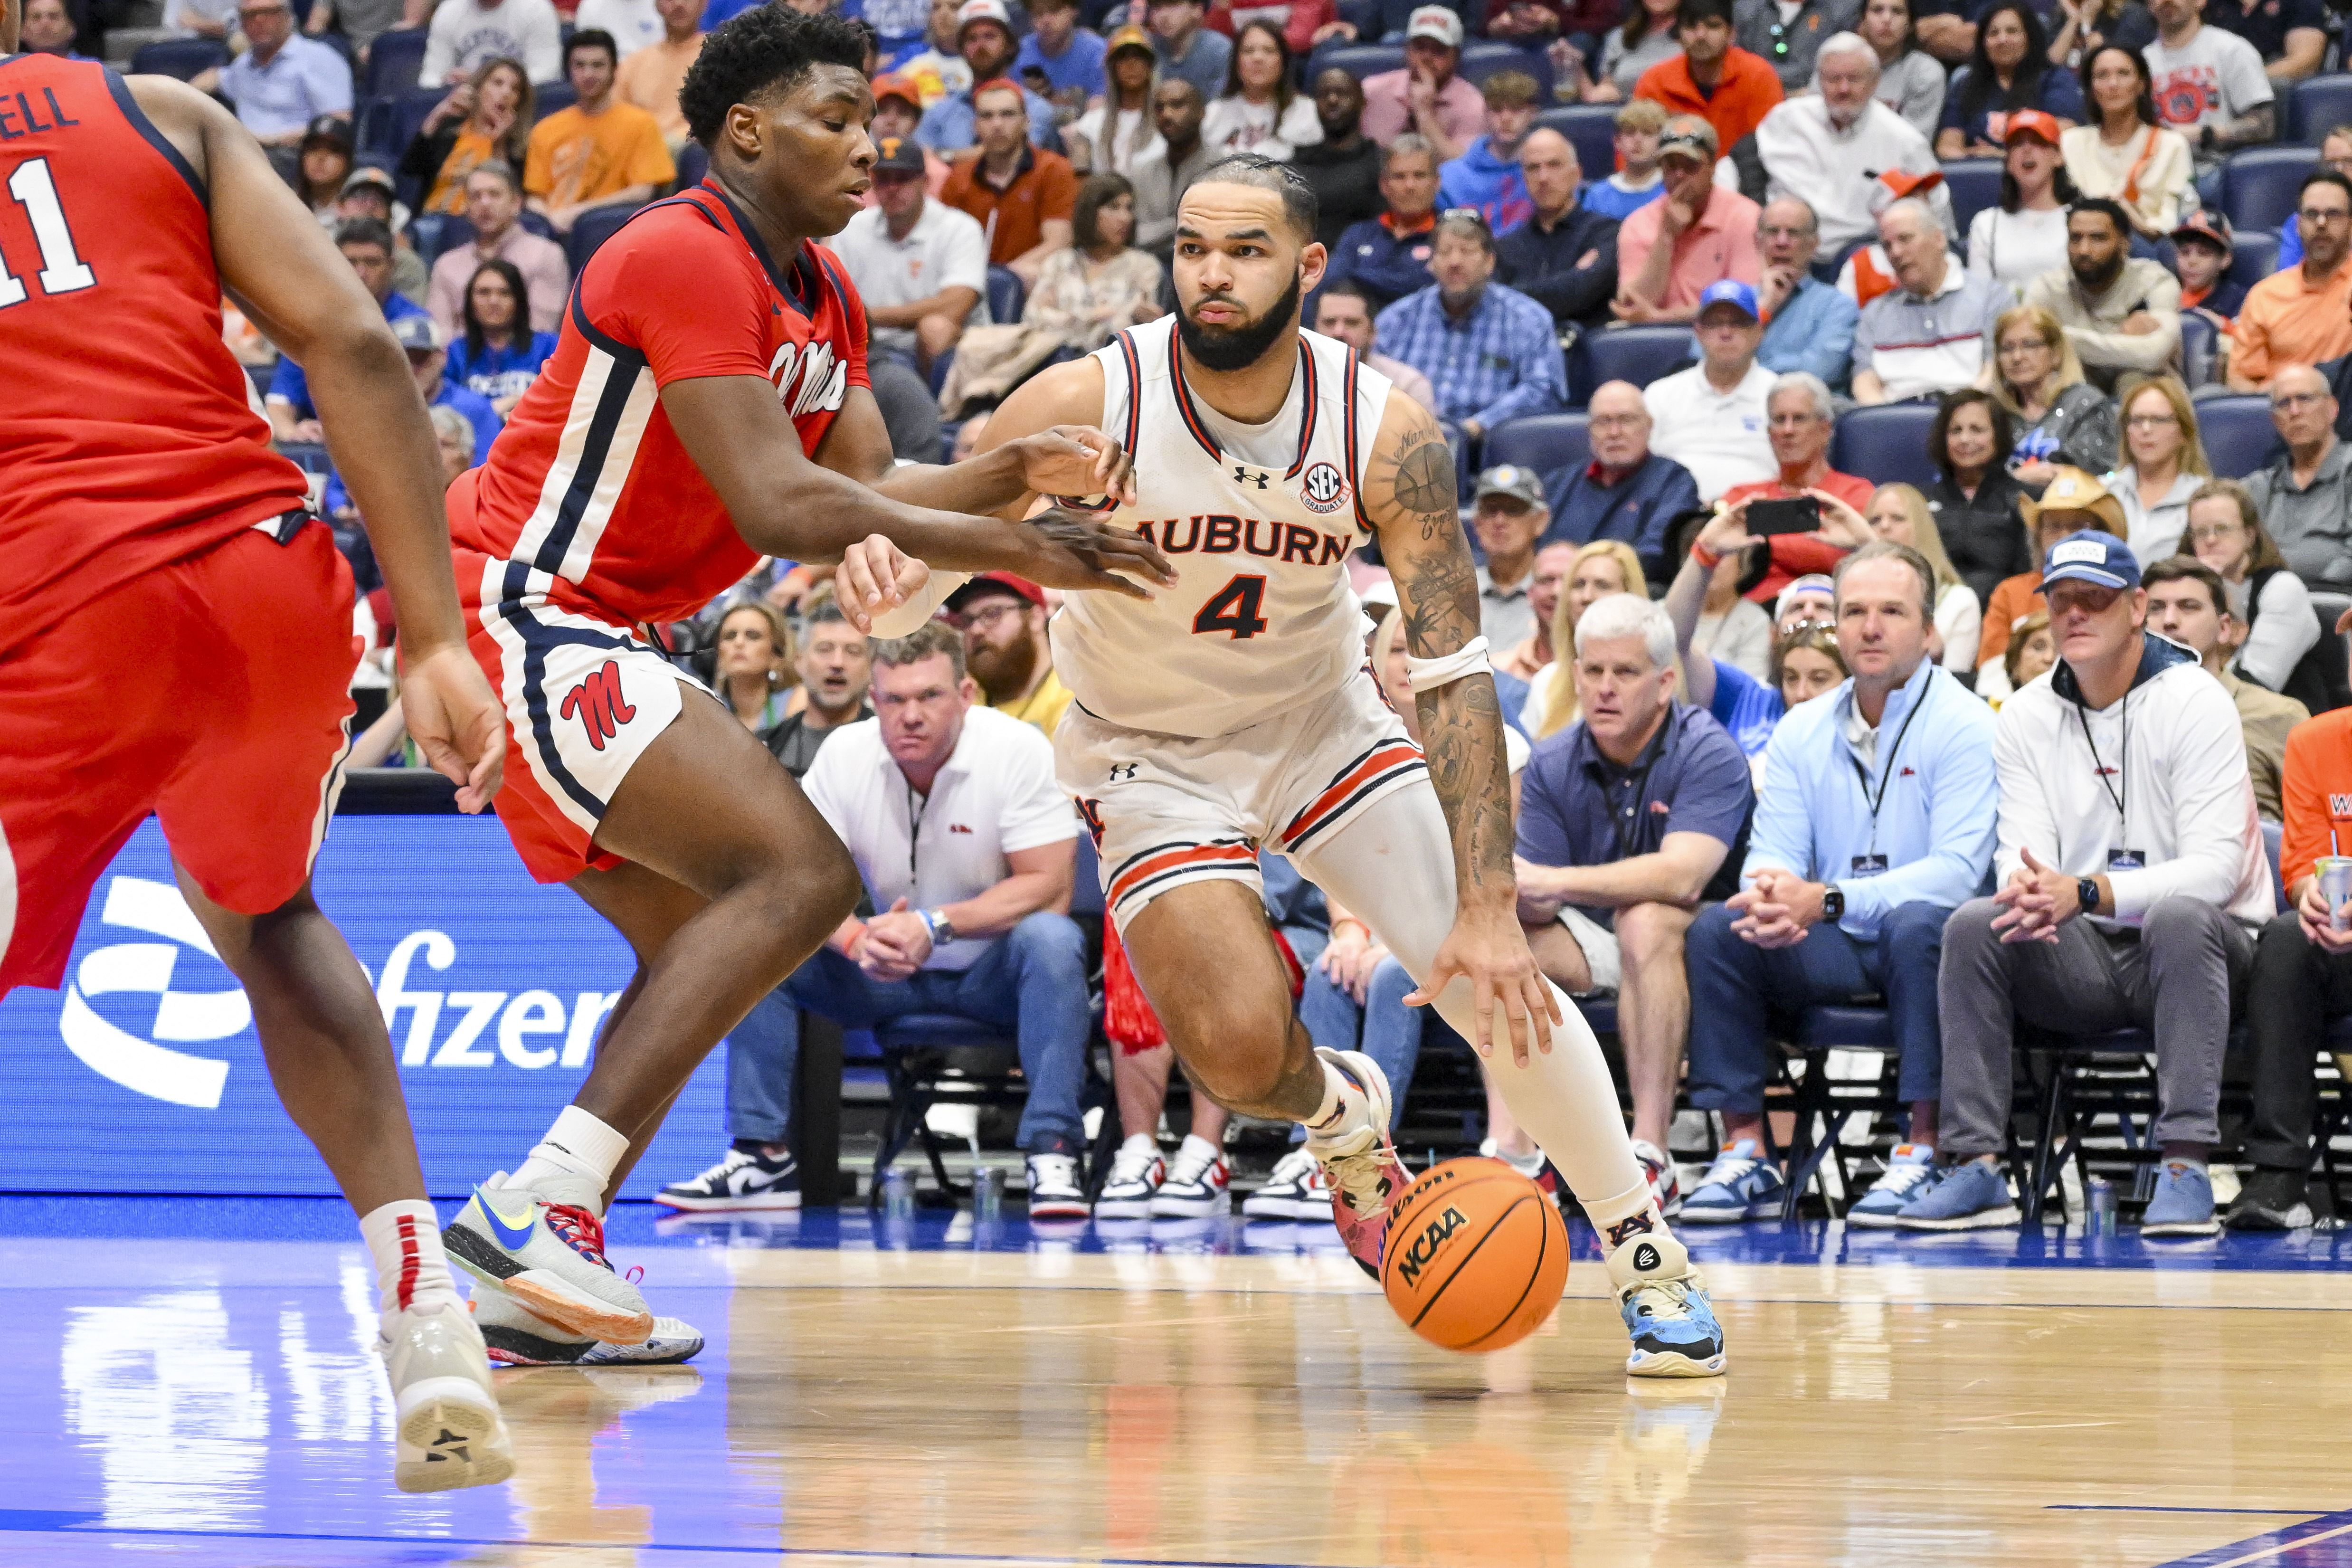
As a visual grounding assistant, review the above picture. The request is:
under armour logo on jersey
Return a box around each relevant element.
[1108,762,1138,782]
[1232,463,1270,490]
[560,661,637,752]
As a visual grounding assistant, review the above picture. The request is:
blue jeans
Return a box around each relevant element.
[723,910,1092,1154]
[1682,899,1950,1113]
[1297,953,1423,1136]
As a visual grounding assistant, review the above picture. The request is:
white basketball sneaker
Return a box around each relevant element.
[381,1298,515,1492]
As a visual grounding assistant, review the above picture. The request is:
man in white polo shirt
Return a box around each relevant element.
[835,134,990,378]
[1643,280,1777,503]
[1852,197,2009,405]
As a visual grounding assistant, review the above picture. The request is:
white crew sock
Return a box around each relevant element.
[509,1104,630,1214]
[359,1199,463,1318]
[1498,1146,1545,1180]
[1176,1132,1221,1166]
[1119,1132,1158,1159]
[1302,1056,1375,1147]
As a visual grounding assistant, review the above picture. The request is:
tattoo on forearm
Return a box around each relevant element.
[1386,434,1459,541]
[1417,676,1515,890]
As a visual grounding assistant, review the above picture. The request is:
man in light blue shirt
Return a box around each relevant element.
[1014,0,1106,102]
[1679,540,1999,1226]
[206,0,352,145]
[918,0,1063,156]
[1373,212,1565,448]
[1685,196,1858,390]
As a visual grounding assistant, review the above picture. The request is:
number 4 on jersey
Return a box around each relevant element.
[0,158,97,308]
[1192,574,1269,640]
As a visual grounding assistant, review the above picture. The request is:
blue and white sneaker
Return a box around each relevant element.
[1605,1223,1727,1378]
[1678,1141,1785,1224]
[2140,1161,2219,1237]
[1846,1145,1939,1228]
[1894,1157,2020,1230]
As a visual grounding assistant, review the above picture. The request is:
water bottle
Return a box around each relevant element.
[2085,1176,2116,1236]
[974,1166,1005,1222]
[880,1165,915,1220]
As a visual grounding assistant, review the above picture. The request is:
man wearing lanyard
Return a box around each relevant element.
[1905,532,2274,1237]
[1680,542,1999,1226]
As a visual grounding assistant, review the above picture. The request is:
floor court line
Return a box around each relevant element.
[2147,1511,2352,1568]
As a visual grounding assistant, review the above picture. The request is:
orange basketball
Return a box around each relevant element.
[1379,1157,1569,1353]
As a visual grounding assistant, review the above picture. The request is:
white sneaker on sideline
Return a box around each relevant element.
[1093,1137,1165,1219]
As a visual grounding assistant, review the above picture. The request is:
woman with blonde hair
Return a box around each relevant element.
[402,57,535,217]
[1986,304,2117,487]
[2184,478,2324,704]
[2108,373,2210,561]
[1532,540,1650,738]
[1068,28,1160,177]
[1860,483,1983,671]
[711,601,798,733]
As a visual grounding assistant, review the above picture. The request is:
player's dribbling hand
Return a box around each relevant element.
[400,644,506,813]
[833,534,930,632]
[1404,905,1562,1069]
[1011,426,1142,511]
[1019,509,1179,600]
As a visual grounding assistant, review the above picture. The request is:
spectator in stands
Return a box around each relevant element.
[524,31,675,236]
[427,162,569,339]
[1990,304,2118,488]
[869,77,958,201]
[1498,540,1579,679]
[1974,464,2124,697]
[1735,0,1858,95]
[2021,198,2180,396]
[1583,100,1669,223]
[405,58,535,219]
[392,315,502,462]
[1515,591,1754,1216]
[1933,2,2080,161]
[1744,197,1858,389]
[1682,540,1998,1223]
[1325,137,1442,309]
[1905,530,2269,1236]
[2143,0,2274,172]
[766,591,875,775]
[892,0,977,101]
[1583,0,1682,103]
[1867,482,1983,670]
[445,260,556,416]
[576,0,664,57]
[2109,373,2209,560]
[1755,34,1930,260]
[713,602,798,732]
[2172,211,2243,334]
[1688,523,1775,678]
[199,0,351,151]
[838,135,989,378]
[2059,45,2191,241]
[2185,478,2324,701]
[165,0,237,41]
[1470,466,1553,646]
[1493,130,1619,336]
[1145,0,1232,105]
[1644,279,1776,500]
[266,218,430,444]
[942,84,1081,285]
[2143,558,2305,821]
[2049,0,2158,74]
[1634,0,1785,176]
[430,404,477,486]
[920,2,1062,159]
[19,0,92,57]
[1018,0,1107,106]
[1921,388,2031,608]
[1530,541,1654,734]
[1375,213,1565,448]
[1069,28,1162,179]
[1613,117,1764,323]
[614,0,705,151]
[1851,199,2008,405]
[1359,6,1487,164]
[2230,174,2352,394]
[1130,79,1212,254]
[2002,606,2055,690]
[331,168,428,304]
[2203,0,2325,86]
[1545,380,1702,581]
[2273,128,2352,273]
[948,574,1073,734]
[1290,69,1383,249]
[420,0,561,84]
[1966,113,2075,304]
[1722,371,1876,602]
[2246,364,2352,591]
[2230,655,2352,1231]
[1201,21,1320,162]
[1313,283,1437,411]
[294,117,353,224]
[1437,72,1540,235]
[1853,0,1943,141]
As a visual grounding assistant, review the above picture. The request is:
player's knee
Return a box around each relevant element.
[1163,1003,1297,1107]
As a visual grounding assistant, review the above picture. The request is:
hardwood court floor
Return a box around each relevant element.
[2,1198,2349,1568]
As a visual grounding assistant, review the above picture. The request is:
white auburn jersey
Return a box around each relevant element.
[1048,315,1394,739]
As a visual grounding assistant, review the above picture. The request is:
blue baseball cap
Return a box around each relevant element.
[1696,280,1759,323]
[2040,529,2140,591]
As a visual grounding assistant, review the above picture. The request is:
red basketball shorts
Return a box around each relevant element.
[0,523,359,995]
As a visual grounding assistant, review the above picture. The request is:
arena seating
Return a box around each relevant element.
[2290,72,2352,142]
[2227,231,2281,292]
[1308,40,1405,81]
[2179,313,2218,390]
[2196,395,2282,480]
[1568,323,1694,403]
[1481,411,1589,479]
[1827,401,1942,486]
[1458,39,1553,100]
[129,37,225,79]
[1938,157,2003,238]
[986,266,1025,328]
[569,205,637,269]
[2224,145,2322,234]
[363,26,429,97]
[1532,105,1619,184]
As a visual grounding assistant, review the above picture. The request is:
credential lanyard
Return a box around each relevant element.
[2074,686,2128,830]
[1848,677,1930,852]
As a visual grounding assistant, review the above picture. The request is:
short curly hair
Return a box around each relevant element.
[679,7,871,149]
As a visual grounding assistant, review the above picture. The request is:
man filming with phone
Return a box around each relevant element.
[1720,371,1878,604]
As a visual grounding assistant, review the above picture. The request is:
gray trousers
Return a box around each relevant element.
[1938,895,2254,1159]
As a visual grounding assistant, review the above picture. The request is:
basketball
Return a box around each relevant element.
[1379,1158,1570,1353]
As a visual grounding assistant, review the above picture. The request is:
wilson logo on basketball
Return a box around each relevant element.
[1299,460,1349,515]
[560,661,637,752]
[1392,1205,1469,1288]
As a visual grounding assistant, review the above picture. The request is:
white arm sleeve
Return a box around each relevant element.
[864,570,969,640]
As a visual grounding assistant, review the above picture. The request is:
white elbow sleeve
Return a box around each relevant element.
[1404,637,1493,693]
[863,570,968,641]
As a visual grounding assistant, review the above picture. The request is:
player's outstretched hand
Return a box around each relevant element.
[1404,905,1563,1069]
[401,644,506,813]
[1010,425,1142,511]
[1017,509,1178,600]
[833,533,930,633]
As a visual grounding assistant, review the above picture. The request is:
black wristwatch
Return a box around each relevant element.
[2076,876,2102,918]
[1821,885,1844,923]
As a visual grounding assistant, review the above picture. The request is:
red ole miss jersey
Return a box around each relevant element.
[449,179,871,627]
[0,56,311,661]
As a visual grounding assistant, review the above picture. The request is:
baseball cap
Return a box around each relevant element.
[302,114,352,153]
[1359,575,1399,620]
[1475,465,1545,507]
[957,0,1011,32]
[1405,4,1464,47]
[390,314,445,353]
[1868,165,1944,215]
[2040,529,2140,591]
[1774,573,1835,625]
[873,134,926,175]
[2003,109,2062,146]
[340,165,396,199]
[945,571,1045,611]
[870,71,922,110]
[1657,123,1717,163]
[2019,464,2127,535]
[2173,209,2234,254]
[1696,279,1760,323]
[1105,22,1157,57]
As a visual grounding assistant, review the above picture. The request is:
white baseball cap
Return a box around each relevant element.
[1406,4,1464,47]
[957,0,1012,33]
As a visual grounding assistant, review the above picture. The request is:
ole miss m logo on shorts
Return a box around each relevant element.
[560,660,637,751]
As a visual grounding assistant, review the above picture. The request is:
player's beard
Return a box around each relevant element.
[1178,273,1303,373]
[967,624,1041,706]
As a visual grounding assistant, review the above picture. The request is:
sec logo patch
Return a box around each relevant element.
[1300,460,1350,514]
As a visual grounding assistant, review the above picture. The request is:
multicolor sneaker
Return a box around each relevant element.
[1679,1141,1785,1224]
[1024,1151,1090,1219]
[1241,1148,1330,1221]
[1631,1139,1683,1218]
[1150,1135,1232,1217]
[1894,1157,2020,1231]
[2141,1161,2219,1237]
[1605,1221,1727,1378]
[654,1146,800,1212]
[444,1175,654,1344]
[1847,1145,1938,1229]
[381,1298,515,1492]
[1305,1048,1412,1277]
[472,1289,704,1367]
[1092,1137,1165,1220]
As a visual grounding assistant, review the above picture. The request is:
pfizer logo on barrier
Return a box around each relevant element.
[59,877,249,1109]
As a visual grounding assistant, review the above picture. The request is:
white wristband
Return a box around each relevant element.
[1404,636,1493,693]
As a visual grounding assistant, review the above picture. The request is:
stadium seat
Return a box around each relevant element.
[675,139,710,191]
[1483,411,1590,479]
[1532,105,1618,186]
[1568,323,1694,402]
[362,85,445,165]
[129,37,226,79]
[2290,72,2352,143]
[406,211,473,272]
[313,30,353,66]
[1939,157,2004,239]
[276,440,332,474]
[534,81,578,122]
[364,26,429,97]
[2226,229,2279,291]
[517,209,557,239]
[986,264,1025,325]
[1309,40,1405,81]
[1773,1004,1902,1220]
[1458,40,1553,102]
[2179,311,2217,389]
[1829,400,1941,486]
[568,204,638,270]
[2223,145,2319,234]
[870,1015,1020,1202]
[2196,394,2278,479]
[1336,0,1382,37]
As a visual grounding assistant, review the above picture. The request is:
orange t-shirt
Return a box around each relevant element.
[941,147,1080,268]
[2229,260,2352,388]
[1977,570,2044,668]
[1633,47,1785,157]
[2280,708,2352,896]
